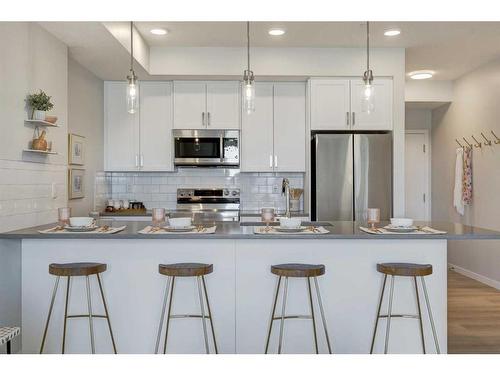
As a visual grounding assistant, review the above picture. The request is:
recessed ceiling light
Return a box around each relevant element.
[150,28,168,36]
[409,70,434,80]
[268,28,285,36]
[384,28,401,37]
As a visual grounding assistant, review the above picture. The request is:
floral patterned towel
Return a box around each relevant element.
[462,147,473,205]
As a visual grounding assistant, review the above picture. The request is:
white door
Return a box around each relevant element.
[273,82,306,172]
[139,82,174,171]
[104,82,140,171]
[350,78,393,130]
[173,81,206,129]
[241,83,274,172]
[206,82,240,129]
[405,131,430,220]
[309,79,350,130]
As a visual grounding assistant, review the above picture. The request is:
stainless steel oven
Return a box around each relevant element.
[173,129,239,167]
[175,188,240,222]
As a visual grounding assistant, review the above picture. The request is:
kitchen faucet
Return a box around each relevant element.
[282,178,291,218]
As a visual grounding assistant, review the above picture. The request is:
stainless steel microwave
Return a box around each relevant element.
[173,129,240,167]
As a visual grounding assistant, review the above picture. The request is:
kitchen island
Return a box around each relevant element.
[1,221,500,354]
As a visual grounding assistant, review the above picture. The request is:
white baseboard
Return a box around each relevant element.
[448,263,500,290]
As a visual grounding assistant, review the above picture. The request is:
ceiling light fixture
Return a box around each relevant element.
[384,28,401,37]
[409,71,434,80]
[150,28,168,35]
[362,21,375,114]
[243,21,255,114]
[126,21,139,114]
[268,28,285,36]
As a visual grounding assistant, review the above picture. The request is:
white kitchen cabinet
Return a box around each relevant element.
[241,83,274,172]
[173,81,240,129]
[350,78,393,130]
[241,82,306,173]
[104,81,173,171]
[310,79,350,130]
[139,82,174,171]
[309,78,393,131]
[273,83,306,172]
[104,82,139,171]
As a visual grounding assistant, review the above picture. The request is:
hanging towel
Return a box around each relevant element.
[462,147,473,205]
[453,147,465,215]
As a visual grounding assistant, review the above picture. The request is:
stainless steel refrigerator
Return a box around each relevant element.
[311,133,393,222]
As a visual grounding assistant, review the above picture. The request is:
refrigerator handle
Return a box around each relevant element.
[269,154,273,169]
[352,112,356,126]
[346,112,350,126]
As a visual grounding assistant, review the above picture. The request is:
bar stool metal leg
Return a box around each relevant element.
[414,276,426,354]
[384,275,395,354]
[62,276,71,353]
[40,276,60,354]
[277,276,289,354]
[313,277,332,354]
[85,276,96,354]
[201,275,218,354]
[197,276,210,354]
[6,340,11,354]
[155,276,172,354]
[307,277,319,354]
[421,277,440,354]
[96,274,118,354]
[370,274,387,354]
[163,276,176,354]
[264,276,282,354]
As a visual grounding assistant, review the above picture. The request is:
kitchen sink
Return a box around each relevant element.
[240,221,332,227]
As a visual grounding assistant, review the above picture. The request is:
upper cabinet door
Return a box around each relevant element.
[273,83,306,172]
[241,83,274,172]
[104,82,139,171]
[206,82,240,129]
[310,79,350,130]
[173,81,207,129]
[139,82,174,171]
[350,78,393,130]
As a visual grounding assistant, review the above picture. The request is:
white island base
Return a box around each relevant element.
[21,238,447,354]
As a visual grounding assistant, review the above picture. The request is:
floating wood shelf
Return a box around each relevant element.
[23,149,58,155]
[24,119,59,127]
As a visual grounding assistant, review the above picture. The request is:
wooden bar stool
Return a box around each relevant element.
[0,327,20,354]
[39,262,117,354]
[155,263,218,354]
[370,262,440,354]
[265,263,332,354]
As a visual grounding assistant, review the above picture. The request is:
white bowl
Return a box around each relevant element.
[279,217,302,229]
[390,218,414,228]
[168,217,192,228]
[69,217,94,227]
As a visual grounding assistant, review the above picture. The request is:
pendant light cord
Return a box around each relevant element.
[247,21,250,71]
[130,21,134,72]
[366,21,370,72]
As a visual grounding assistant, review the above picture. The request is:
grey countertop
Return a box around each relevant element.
[100,210,309,218]
[1,220,500,240]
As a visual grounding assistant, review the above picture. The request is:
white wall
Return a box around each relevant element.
[405,80,453,103]
[0,22,68,232]
[67,58,104,216]
[431,57,500,285]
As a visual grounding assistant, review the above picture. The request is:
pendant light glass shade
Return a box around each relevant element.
[243,22,255,114]
[126,21,139,114]
[362,22,374,114]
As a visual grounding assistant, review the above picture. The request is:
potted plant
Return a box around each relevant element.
[26,90,54,120]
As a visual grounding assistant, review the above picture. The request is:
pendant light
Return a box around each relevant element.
[362,21,375,114]
[243,21,255,114]
[126,21,139,114]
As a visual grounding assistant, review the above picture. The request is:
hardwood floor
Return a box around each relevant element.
[448,269,500,353]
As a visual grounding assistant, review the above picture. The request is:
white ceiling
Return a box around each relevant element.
[40,21,500,81]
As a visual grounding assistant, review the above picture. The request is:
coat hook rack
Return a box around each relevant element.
[455,139,464,148]
[471,135,482,148]
[462,137,473,149]
[492,130,500,144]
[480,132,492,146]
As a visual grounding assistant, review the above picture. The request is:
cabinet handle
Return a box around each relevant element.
[202,112,206,127]
[352,112,356,126]
[135,154,139,168]
[274,155,278,168]
[140,154,144,168]
[207,112,211,126]
[346,111,350,126]
[269,155,273,168]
